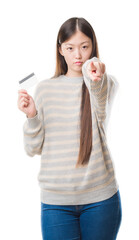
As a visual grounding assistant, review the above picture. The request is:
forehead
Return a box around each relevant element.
[65,40,90,46]
[63,31,91,46]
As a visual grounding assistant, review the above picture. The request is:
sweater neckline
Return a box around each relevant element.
[61,74,84,83]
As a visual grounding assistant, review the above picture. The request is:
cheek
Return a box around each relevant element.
[83,51,92,61]
[86,48,92,56]
[64,55,73,64]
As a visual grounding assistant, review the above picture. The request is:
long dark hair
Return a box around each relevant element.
[51,17,99,168]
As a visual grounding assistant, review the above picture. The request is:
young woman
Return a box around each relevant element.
[18,17,122,240]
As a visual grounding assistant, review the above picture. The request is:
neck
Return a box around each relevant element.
[65,70,83,78]
[61,74,84,83]
[65,73,83,78]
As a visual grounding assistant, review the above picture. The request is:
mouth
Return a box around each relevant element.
[74,62,83,65]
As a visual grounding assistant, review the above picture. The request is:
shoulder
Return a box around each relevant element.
[35,75,62,91]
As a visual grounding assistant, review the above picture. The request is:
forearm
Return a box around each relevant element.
[23,112,45,156]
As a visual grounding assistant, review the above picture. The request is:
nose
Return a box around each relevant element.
[75,48,82,59]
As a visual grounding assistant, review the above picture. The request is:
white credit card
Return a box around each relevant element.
[18,72,39,90]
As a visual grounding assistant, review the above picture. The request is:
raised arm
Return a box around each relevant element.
[82,57,114,123]
[23,84,45,156]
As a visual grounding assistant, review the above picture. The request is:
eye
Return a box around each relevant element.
[67,47,73,50]
[82,45,88,49]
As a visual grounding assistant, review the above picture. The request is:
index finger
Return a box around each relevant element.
[90,61,97,70]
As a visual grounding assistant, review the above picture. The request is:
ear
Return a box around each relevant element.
[59,46,64,56]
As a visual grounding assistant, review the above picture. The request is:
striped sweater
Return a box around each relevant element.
[23,57,119,205]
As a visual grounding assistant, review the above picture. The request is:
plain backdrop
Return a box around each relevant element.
[0,0,139,239]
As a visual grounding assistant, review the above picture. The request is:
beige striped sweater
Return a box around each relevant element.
[23,57,119,205]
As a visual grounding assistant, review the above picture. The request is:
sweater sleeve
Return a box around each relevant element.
[82,57,116,123]
[104,74,119,131]
[23,83,45,157]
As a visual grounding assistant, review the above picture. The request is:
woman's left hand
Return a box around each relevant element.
[86,61,106,81]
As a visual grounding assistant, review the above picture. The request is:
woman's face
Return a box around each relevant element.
[59,30,93,77]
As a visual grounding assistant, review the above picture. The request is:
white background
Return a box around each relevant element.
[0,0,138,239]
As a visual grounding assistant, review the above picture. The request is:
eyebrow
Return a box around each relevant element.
[65,41,90,46]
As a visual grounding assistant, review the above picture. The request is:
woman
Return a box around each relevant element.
[18,17,122,240]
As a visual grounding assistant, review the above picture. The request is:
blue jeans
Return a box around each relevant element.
[41,190,122,240]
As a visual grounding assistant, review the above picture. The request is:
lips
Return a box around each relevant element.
[75,61,83,65]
